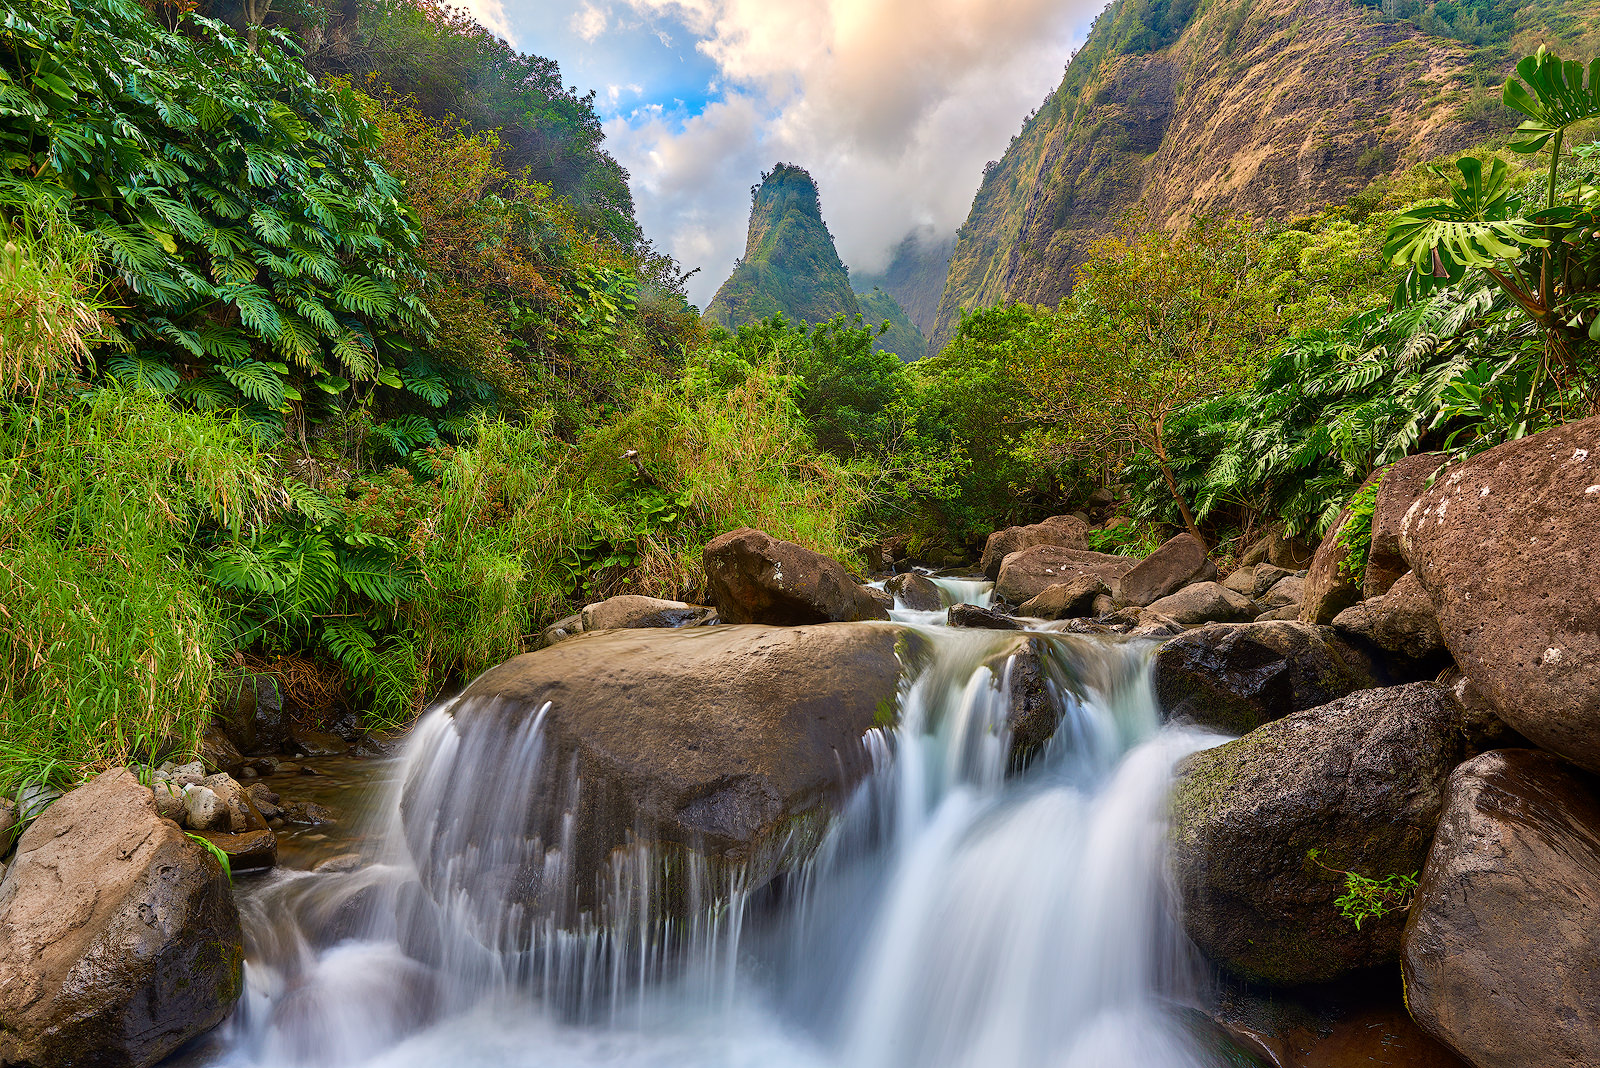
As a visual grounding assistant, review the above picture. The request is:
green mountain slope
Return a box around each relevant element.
[857,286,928,362]
[853,228,956,337]
[931,0,1599,350]
[706,164,861,328]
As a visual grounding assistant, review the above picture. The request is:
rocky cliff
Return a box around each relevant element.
[852,227,956,337]
[706,164,861,329]
[930,0,1590,349]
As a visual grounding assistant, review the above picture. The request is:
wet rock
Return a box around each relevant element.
[978,514,1089,580]
[1300,475,1379,625]
[580,594,714,631]
[312,853,366,874]
[1131,612,1185,638]
[1365,453,1442,599]
[884,572,944,611]
[281,800,337,825]
[1114,534,1217,607]
[1144,582,1255,625]
[994,545,1137,604]
[152,779,186,823]
[541,613,584,648]
[182,785,227,831]
[1253,603,1300,621]
[703,527,890,624]
[216,672,286,755]
[200,725,245,775]
[947,604,1023,630]
[245,783,282,820]
[1170,683,1485,985]
[1250,565,1294,599]
[291,727,348,758]
[1403,749,1600,1068]
[1399,416,1600,772]
[1154,621,1379,734]
[1017,578,1110,620]
[1332,571,1448,666]
[402,623,918,933]
[0,769,241,1067]
[196,828,277,873]
[0,796,16,857]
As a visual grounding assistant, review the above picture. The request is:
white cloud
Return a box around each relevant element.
[570,1,610,42]
[458,0,517,43]
[607,0,1101,305]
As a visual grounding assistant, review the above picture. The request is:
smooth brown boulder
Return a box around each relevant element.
[1365,453,1442,598]
[947,604,1023,630]
[884,572,944,611]
[581,595,713,631]
[1145,582,1255,625]
[1114,534,1217,607]
[703,528,889,625]
[1170,683,1486,985]
[979,515,1088,580]
[1154,620,1379,734]
[1250,565,1294,599]
[1404,750,1600,1068]
[0,769,242,1068]
[1258,574,1304,608]
[401,624,915,938]
[1017,578,1109,620]
[994,545,1136,605]
[1299,473,1379,625]
[1220,566,1258,597]
[1400,416,1600,771]
[1332,571,1448,665]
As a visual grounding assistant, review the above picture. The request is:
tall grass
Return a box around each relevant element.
[0,194,114,396]
[0,390,274,794]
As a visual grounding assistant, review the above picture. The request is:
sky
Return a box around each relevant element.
[454,0,1106,308]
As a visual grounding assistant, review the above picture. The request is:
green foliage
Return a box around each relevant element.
[1307,848,1419,931]
[1,0,431,442]
[0,193,114,395]
[856,285,928,363]
[188,831,234,883]
[1336,479,1382,584]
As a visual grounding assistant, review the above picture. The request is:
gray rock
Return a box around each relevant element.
[1253,604,1301,621]
[182,785,227,831]
[979,515,1089,580]
[1250,565,1294,599]
[1114,534,1217,607]
[161,761,206,788]
[541,613,584,648]
[1258,574,1305,607]
[1154,620,1379,734]
[580,595,713,631]
[0,769,241,1067]
[216,672,286,755]
[947,604,1023,630]
[152,780,187,823]
[1332,571,1447,664]
[1170,683,1488,985]
[1239,524,1318,570]
[1144,582,1256,625]
[703,527,889,624]
[1403,749,1600,1068]
[1220,566,1257,596]
[1017,578,1110,620]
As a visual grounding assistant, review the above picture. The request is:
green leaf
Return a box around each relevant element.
[1504,49,1600,153]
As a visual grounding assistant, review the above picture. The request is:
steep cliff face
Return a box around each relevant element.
[706,165,860,328]
[931,0,1574,349]
[852,227,956,337]
[856,286,928,362]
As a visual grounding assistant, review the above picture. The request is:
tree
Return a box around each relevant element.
[1030,215,1276,545]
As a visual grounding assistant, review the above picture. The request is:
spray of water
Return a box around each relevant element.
[207,592,1238,1068]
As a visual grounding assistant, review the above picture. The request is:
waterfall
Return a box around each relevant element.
[206,620,1241,1068]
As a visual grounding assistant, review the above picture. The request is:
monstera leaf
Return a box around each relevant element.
[1384,156,1544,290]
[1504,48,1600,155]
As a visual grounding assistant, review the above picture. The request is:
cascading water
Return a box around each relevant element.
[204,581,1242,1068]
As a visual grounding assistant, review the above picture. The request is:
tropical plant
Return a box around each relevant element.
[1307,848,1419,931]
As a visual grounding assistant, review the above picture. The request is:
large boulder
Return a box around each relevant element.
[1332,571,1448,666]
[400,624,915,939]
[884,572,944,611]
[215,671,286,755]
[994,545,1136,605]
[947,604,1023,630]
[978,515,1088,580]
[1403,749,1600,1068]
[1017,578,1109,620]
[1144,582,1255,625]
[1365,453,1442,599]
[1170,683,1484,985]
[1240,524,1318,570]
[1300,469,1388,625]
[1114,534,1217,607]
[1399,416,1600,772]
[1154,621,1379,734]
[702,528,888,625]
[580,594,712,631]
[0,769,242,1067]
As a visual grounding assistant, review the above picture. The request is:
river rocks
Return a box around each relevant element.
[0,796,16,857]
[994,545,1137,604]
[152,780,186,822]
[1017,578,1109,620]
[216,672,287,755]
[196,828,277,873]
[182,784,227,831]
[200,725,245,775]
[1220,566,1257,596]
[1169,683,1483,985]
[1258,574,1304,608]
[0,769,242,1067]
[885,572,944,611]
[948,604,1023,630]
[1399,416,1600,773]
[541,613,584,648]
[1240,524,1317,570]
[1145,582,1255,625]
[1365,453,1442,598]
[1114,534,1217,607]
[1332,571,1447,666]
[703,528,889,624]
[979,515,1089,580]
[402,624,914,933]
[581,595,714,631]
[1154,621,1379,734]
[1250,565,1294,599]
[1403,749,1600,1068]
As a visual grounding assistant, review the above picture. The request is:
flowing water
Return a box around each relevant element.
[204,580,1239,1068]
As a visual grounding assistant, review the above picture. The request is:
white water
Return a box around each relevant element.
[205,616,1237,1068]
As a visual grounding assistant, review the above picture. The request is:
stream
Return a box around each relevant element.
[199,576,1249,1068]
